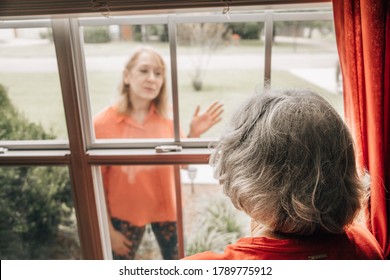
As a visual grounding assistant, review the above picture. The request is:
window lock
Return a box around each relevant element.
[155,145,182,153]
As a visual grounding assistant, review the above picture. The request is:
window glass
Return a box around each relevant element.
[271,19,344,117]
[1,6,342,261]
[99,163,250,259]
[82,24,175,142]
[177,21,265,139]
[0,166,81,259]
[180,164,250,256]
[100,164,178,260]
[0,26,68,140]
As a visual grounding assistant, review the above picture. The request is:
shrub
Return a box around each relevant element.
[228,22,263,39]
[0,84,80,259]
[83,26,111,43]
[39,29,53,42]
[185,198,244,255]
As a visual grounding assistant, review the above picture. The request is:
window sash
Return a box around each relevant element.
[0,10,333,153]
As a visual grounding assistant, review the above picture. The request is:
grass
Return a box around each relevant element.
[1,72,67,138]
[1,68,343,139]
[0,36,336,57]
[180,69,342,137]
[1,37,342,139]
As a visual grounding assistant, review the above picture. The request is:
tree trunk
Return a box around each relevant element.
[192,77,203,91]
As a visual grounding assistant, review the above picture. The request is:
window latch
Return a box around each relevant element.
[155,145,182,153]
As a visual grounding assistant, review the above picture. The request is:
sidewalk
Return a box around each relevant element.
[180,164,218,185]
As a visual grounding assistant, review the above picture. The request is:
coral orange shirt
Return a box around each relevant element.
[94,105,182,226]
[183,225,385,260]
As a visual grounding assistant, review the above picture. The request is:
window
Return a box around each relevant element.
[0,166,81,259]
[0,2,340,259]
[0,24,67,140]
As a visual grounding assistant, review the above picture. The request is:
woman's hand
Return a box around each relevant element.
[110,228,132,257]
[189,101,224,138]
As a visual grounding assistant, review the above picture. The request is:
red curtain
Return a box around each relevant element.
[332,0,390,258]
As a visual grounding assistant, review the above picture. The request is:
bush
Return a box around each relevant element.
[0,85,54,141]
[185,198,244,255]
[83,26,111,43]
[39,29,53,42]
[228,22,263,40]
[132,25,144,42]
[159,25,169,42]
[0,84,80,259]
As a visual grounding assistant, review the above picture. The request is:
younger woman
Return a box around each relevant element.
[94,46,223,259]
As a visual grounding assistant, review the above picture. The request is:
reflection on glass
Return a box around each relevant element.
[177,21,265,138]
[180,164,250,257]
[100,164,178,260]
[271,19,344,116]
[0,166,80,259]
[0,26,67,140]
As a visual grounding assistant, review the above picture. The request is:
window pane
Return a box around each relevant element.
[0,26,68,140]
[82,24,175,142]
[99,164,178,260]
[99,163,250,259]
[181,164,250,257]
[177,21,265,139]
[271,18,344,117]
[0,166,81,259]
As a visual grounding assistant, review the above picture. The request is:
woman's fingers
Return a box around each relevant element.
[212,116,222,125]
[206,101,223,113]
[193,105,200,117]
[123,237,133,248]
[206,101,224,119]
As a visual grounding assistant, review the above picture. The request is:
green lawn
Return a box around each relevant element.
[1,72,67,138]
[2,68,343,140]
[178,69,343,138]
[0,37,336,57]
[1,35,342,139]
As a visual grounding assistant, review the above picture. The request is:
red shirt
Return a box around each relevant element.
[183,225,384,260]
[94,105,182,226]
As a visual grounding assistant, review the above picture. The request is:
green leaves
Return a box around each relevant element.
[0,85,79,259]
[186,198,245,255]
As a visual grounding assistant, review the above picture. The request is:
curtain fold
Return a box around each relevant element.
[332,0,390,258]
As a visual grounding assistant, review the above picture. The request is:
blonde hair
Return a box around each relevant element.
[116,46,168,118]
[210,89,368,236]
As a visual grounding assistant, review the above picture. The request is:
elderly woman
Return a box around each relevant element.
[184,89,384,260]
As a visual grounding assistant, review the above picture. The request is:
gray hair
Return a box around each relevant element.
[210,89,367,235]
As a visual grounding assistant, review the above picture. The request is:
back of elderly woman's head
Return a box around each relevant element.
[210,89,366,236]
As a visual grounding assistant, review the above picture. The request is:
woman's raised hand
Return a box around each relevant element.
[189,101,224,138]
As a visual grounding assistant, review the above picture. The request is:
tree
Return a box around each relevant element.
[177,22,231,91]
[0,84,80,259]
